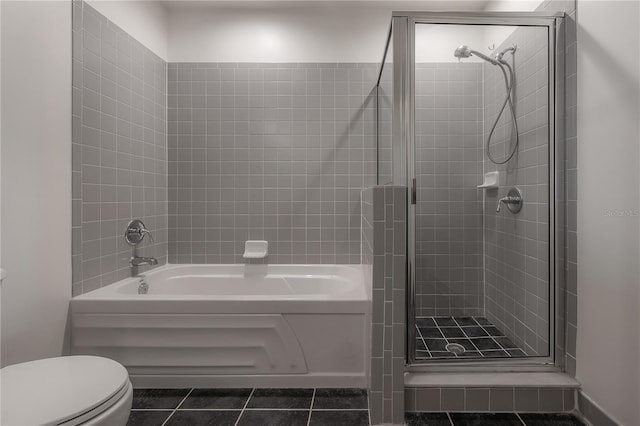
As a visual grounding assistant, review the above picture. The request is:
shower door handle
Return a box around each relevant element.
[411,178,416,205]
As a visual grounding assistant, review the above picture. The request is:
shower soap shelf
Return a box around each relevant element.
[477,171,499,189]
[243,240,269,259]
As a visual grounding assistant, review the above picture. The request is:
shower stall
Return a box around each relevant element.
[376,12,566,367]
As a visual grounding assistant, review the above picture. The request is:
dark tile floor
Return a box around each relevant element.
[406,412,587,426]
[128,388,586,426]
[127,388,369,426]
[416,316,527,360]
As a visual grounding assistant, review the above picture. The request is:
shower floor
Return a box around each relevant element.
[415,316,526,360]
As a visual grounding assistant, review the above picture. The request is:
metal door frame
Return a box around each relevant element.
[390,11,566,371]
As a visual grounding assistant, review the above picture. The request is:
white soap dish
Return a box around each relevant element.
[243,240,268,259]
[477,171,499,189]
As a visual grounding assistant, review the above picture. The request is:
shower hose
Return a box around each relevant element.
[486,58,520,165]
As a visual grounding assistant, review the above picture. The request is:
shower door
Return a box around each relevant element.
[394,13,565,367]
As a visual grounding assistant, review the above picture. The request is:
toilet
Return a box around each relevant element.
[1,355,132,426]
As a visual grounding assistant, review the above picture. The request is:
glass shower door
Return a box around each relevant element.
[409,19,555,363]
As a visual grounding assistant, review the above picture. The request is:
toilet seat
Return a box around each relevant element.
[0,356,131,426]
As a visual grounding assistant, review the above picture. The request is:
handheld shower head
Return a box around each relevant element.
[454,45,472,59]
[453,44,498,65]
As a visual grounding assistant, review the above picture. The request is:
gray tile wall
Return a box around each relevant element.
[482,26,551,356]
[361,188,374,290]
[72,1,167,295]
[415,63,484,317]
[167,63,377,264]
[363,186,406,425]
[405,386,576,413]
[377,61,393,185]
[562,3,578,381]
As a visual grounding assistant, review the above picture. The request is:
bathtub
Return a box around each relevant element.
[70,264,370,388]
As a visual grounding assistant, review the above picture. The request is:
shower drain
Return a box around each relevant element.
[445,343,466,355]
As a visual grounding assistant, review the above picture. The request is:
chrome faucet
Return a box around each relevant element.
[125,219,158,268]
[129,256,158,268]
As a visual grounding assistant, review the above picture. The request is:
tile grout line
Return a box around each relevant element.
[515,412,528,425]
[160,388,194,426]
[415,323,432,358]
[432,318,453,356]
[446,412,454,426]
[476,321,515,357]
[367,389,371,426]
[233,388,255,426]
[130,409,174,412]
[415,318,438,359]
[463,318,491,357]
[169,408,356,412]
[419,316,526,359]
[308,408,370,411]
[306,388,316,426]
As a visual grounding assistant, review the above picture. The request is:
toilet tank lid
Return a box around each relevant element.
[1,355,130,426]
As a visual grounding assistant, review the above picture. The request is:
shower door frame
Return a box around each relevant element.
[393,11,567,370]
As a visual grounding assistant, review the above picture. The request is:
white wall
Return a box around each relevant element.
[0,0,3,363]
[416,24,486,63]
[575,1,640,425]
[0,0,72,367]
[414,23,523,64]
[484,0,545,12]
[483,0,543,50]
[166,1,488,63]
[86,0,168,60]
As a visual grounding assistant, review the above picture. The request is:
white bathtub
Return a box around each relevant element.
[70,264,370,388]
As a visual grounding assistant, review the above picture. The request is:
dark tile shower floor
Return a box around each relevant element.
[416,316,526,359]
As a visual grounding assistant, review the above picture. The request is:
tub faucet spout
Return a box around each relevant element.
[129,256,158,267]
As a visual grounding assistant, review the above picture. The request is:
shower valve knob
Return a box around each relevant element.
[496,187,523,214]
[125,219,154,245]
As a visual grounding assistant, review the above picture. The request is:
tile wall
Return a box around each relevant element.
[405,386,576,413]
[377,61,393,185]
[72,1,168,295]
[71,5,582,416]
[167,63,377,264]
[414,63,484,317]
[482,26,551,356]
[362,186,406,425]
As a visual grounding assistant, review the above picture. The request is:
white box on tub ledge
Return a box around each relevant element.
[70,264,370,388]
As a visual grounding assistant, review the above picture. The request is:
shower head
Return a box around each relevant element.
[453,44,499,65]
[453,45,472,59]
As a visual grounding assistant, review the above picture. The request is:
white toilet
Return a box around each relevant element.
[1,355,132,426]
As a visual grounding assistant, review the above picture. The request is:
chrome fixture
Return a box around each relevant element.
[496,187,523,214]
[129,256,158,268]
[453,44,499,64]
[454,44,520,165]
[137,275,149,295]
[496,45,517,62]
[125,219,154,245]
[445,343,466,355]
[125,219,158,268]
